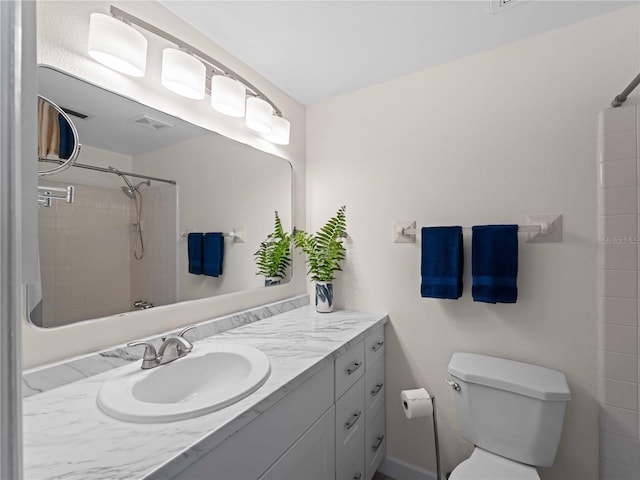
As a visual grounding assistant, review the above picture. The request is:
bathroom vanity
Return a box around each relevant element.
[23,298,387,480]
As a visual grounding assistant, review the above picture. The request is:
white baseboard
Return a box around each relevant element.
[378,455,438,480]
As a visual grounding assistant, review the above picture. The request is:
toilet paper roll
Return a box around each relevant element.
[401,388,433,419]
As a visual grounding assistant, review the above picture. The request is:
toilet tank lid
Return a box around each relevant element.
[447,353,571,401]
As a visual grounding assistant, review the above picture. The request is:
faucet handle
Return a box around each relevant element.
[178,325,196,339]
[127,341,158,361]
[161,325,196,343]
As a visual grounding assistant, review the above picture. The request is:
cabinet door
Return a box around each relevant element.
[268,406,335,480]
[173,364,334,480]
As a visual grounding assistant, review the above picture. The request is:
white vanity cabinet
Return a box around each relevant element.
[172,327,385,480]
[172,364,335,480]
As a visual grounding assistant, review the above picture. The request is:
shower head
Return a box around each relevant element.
[108,167,151,198]
[121,180,150,199]
[121,186,137,199]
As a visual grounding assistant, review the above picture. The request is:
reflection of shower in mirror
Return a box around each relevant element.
[112,168,151,260]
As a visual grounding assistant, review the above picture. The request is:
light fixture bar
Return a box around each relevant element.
[110,6,282,117]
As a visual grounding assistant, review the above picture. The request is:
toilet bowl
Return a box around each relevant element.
[448,447,539,480]
[447,353,571,479]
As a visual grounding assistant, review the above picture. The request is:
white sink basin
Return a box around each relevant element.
[97,343,271,423]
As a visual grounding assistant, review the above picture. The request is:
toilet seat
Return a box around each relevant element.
[449,447,540,480]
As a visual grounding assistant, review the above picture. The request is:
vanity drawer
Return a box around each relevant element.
[364,408,386,480]
[364,355,384,426]
[365,327,385,370]
[336,431,365,480]
[335,340,365,399]
[335,376,365,471]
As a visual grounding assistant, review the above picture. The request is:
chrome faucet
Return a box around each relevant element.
[127,325,196,369]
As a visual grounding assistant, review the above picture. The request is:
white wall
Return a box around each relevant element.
[29,0,306,368]
[306,7,639,480]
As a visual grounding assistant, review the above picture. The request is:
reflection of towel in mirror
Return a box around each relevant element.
[203,233,224,277]
[187,233,204,275]
[38,98,60,158]
[58,114,74,160]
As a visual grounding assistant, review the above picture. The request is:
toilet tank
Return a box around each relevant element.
[447,353,571,467]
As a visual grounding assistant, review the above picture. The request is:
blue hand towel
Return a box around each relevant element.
[421,226,463,299]
[472,225,518,303]
[203,232,224,277]
[187,233,204,275]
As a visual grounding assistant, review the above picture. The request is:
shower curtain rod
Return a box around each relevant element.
[38,158,177,185]
[611,72,640,107]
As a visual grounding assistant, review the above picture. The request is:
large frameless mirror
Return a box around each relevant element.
[33,66,292,328]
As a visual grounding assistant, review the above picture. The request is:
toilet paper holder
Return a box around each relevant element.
[432,396,442,480]
[402,390,443,480]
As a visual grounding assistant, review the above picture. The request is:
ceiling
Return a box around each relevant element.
[161,0,636,106]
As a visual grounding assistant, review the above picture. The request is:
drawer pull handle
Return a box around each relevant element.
[371,382,384,397]
[346,361,362,375]
[371,340,384,352]
[353,474,362,480]
[372,434,385,453]
[345,410,362,430]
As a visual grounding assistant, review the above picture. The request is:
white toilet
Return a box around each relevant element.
[446,352,571,480]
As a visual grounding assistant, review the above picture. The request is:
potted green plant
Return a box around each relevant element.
[254,211,292,286]
[293,205,346,313]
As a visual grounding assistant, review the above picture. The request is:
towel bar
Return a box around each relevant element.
[397,224,544,236]
[393,214,562,244]
[180,227,245,243]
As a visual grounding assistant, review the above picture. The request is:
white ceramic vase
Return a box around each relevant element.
[265,276,281,287]
[315,282,334,313]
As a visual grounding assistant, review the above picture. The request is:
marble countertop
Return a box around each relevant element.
[23,305,388,480]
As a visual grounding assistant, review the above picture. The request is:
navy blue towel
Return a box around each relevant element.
[472,225,518,303]
[421,226,463,299]
[203,232,225,277]
[188,233,204,275]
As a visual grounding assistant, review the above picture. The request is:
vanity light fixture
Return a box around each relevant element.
[161,48,206,100]
[87,6,290,145]
[210,75,246,117]
[263,115,291,145]
[245,97,274,133]
[87,13,147,77]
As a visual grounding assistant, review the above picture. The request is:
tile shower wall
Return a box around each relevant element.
[130,184,177,309]
[38,181,131,327]
[598,103,640,479]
